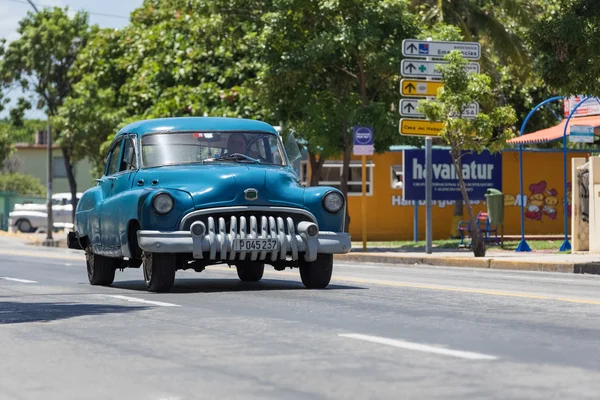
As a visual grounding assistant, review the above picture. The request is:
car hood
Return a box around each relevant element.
[137,163,306,209]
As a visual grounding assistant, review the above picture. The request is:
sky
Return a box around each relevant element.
[0,0,144,119]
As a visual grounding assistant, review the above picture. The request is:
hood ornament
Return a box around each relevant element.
[244,188,258,201]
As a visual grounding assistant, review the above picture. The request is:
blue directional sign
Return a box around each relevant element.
[353,126,374,155]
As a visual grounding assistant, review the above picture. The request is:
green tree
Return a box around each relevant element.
[528,0,600,96]
[418,51,517,256]
[0,172,45,196]
[57,0,269,175]
[0,7,95,220]
[259,0,419,229]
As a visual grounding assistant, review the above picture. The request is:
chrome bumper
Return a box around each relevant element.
[137,216,351,262]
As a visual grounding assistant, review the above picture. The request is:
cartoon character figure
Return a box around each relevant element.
[543,189,559,220]
[504,194,516,207]
[526,181,546,221]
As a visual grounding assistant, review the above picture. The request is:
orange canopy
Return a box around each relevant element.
[508,115,600,145]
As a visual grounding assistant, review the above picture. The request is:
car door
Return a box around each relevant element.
[100,135,139,250]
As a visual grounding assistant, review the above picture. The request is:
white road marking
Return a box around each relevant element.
[0,277,37,283]
[339,333,498,360]
[104,295,181,307]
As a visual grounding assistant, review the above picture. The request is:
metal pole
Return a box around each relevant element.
[413,201,418,242]
[26,0,53,243]
[515,95,564,252]
[46,122,53,241]
[425,137,433,253]
[361,154,367,252]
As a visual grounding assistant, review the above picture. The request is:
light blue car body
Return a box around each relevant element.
[71,117,350,263]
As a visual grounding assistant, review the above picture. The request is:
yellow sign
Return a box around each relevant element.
[400,118,444,137]
[401,79,443,97]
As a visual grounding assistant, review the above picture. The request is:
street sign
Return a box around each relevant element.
[569,125,595,143]
[353,125,374,155]
[402,39,481,60]
[400,59,480,79]
[399,99,479,119]
[399,119,443,137]
[400,79,443,97]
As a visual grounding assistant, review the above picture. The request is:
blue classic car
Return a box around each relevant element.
[68,117,351,292]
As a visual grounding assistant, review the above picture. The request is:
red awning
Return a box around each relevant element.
[507,115,600,145]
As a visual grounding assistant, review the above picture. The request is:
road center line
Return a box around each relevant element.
[339,333,498,361]
[0,277,37,283]
[104,295,181,307]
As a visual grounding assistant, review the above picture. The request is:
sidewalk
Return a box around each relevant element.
[335,247,600,274]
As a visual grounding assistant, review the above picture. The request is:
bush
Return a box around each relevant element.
[0,173,46,196]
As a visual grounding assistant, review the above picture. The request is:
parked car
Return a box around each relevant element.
[68,117,351,292]
[8,192,82,233]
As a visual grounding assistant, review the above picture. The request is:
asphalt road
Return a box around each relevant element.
[2,238,600,399]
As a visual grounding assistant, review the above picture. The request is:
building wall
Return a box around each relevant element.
[10,147,96,194]
[305,149,589,241]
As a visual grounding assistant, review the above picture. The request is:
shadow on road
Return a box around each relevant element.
[0,301,148,324]
[111,278,365,294]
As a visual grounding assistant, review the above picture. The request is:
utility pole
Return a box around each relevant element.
[26,0,53,244]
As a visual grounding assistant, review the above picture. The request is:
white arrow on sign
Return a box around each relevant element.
[399,99,479,119]
[402,39,481,60]
[401,59,480,78]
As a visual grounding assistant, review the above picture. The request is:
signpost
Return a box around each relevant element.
[569,125,595,143]
[399,38,481,253]
[401,79,443,97]
[400,59,480,79]
[353,126,374,251]
[402,39,481,60]
[400,118,443,136]
[400,99,479,119]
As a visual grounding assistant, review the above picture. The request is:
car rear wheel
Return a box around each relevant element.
[236,262,264,282]
[85,245,117,286]
[143,252,176,293]
[299,254,333,289]
[16,219,34,233]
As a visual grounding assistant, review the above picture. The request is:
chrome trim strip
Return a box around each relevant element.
[179,206,318,230]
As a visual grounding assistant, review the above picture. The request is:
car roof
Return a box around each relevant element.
[116,117,279,137]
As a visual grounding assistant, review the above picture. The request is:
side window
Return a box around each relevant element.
[120,138,137,171]
[106,139,123,176]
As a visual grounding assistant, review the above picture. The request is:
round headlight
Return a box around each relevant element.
[152,193,174,215]
[323,191,344,213]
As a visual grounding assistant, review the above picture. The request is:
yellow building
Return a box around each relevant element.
[299,147,589,241]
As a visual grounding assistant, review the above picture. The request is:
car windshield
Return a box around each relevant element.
[141,131,287,168]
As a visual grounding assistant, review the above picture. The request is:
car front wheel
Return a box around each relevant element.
[85,245,117,286]
[299,254,333,289]
[143,252,176,293]
[236,262,264,282]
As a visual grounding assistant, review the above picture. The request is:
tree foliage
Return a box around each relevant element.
[529,0,600,96]
[258,0,419,228]
[418,51,517,256]
[57,0,270,175]
[0,172,46,196]
[0,7,95,219]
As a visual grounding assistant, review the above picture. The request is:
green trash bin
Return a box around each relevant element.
[485,188,504,225]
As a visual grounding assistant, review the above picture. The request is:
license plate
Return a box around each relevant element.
[233,239,279,251]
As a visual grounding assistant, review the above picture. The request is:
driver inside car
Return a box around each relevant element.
[226,133,247,155]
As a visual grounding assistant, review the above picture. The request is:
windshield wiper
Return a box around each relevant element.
[204,153,260,164]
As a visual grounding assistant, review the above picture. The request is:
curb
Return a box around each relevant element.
[334,253,600,275]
